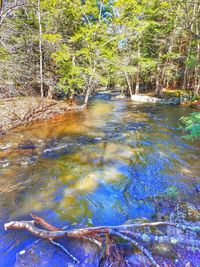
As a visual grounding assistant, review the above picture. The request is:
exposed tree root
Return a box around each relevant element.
[4,214,200,267]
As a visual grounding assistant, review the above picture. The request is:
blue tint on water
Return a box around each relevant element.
[0,97,199,266]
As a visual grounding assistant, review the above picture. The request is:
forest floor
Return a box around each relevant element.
[0,97,82,135]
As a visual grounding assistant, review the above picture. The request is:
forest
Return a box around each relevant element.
[0,0,200,267]
[0,0,200,100]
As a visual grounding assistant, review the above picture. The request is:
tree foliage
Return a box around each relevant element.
[180,111,200,140]
[0,0,200,100]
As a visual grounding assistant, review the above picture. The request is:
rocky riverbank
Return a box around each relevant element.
[131,95,180,105]
[130,90,200,106]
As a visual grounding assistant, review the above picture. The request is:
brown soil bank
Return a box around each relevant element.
[0,97,82,135]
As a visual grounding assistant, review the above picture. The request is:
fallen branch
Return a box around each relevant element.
[4,214,200,267]
[50,240,80,264]
[110,229,160,267]
[30,213,60,231]
[121,230,200,248]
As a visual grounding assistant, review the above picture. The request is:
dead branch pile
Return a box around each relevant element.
[0,99,84,135]
[8,102,58,127]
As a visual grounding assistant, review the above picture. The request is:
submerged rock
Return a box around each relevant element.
[170,202,200,222]
[15,237,101,267]
[152,244,175,258]
[18,142,36,150]
[195,184,200,193]
[112,94,127,100]
[126,253,151,266]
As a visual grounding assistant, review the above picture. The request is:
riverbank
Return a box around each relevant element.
[0,97,82,135]
[0,92,199,136]
[131,90,200,106]
[131,94,180,105]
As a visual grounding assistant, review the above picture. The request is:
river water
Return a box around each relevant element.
[0,94,199,266]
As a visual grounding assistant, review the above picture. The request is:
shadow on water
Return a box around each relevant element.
[0,95,199,266]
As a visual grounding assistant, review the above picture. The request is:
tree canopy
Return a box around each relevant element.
[0,0,200,101]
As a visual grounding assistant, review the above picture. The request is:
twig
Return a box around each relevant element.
[50,240,80,264]
[109,229,160,267]
[30,213,60,231]
[120,230,200,248]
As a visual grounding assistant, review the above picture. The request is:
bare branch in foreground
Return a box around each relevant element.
[4,214,200,267]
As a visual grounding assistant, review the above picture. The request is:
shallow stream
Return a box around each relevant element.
[0,94,199,266]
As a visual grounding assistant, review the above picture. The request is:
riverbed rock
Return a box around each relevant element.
[126,253,151,266]
[112,94,126,100]
[15,237,101,267]
[18,142,36,150]
[152,244,175,258]
[131,95,180,105]
[167,202,200,239]
[195,184,200,193]
[170,202,200,222]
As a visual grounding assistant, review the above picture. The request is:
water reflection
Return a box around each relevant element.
[0,97,199,266]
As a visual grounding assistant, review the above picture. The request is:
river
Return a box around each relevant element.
[0,94,199,266]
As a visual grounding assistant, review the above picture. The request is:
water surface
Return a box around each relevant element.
[0,95,199,266]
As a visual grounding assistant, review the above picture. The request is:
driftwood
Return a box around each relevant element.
[4,214,200,267]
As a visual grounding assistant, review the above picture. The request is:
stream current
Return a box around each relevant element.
[0,94,199,266]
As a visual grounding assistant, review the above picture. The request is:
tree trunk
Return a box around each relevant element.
[135,39,141,95]
[47,86,53,99]
[38,0,44,99]
[0,0,3,24]
[84,86,91,106]
[0,0,3,14]
[183,37,192,90]
[124,71,133,98]
[83,74,94,107]
[183,67,188,90]
[135,76,139,95]
[155,64,161,96]
[194,4,200,95]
